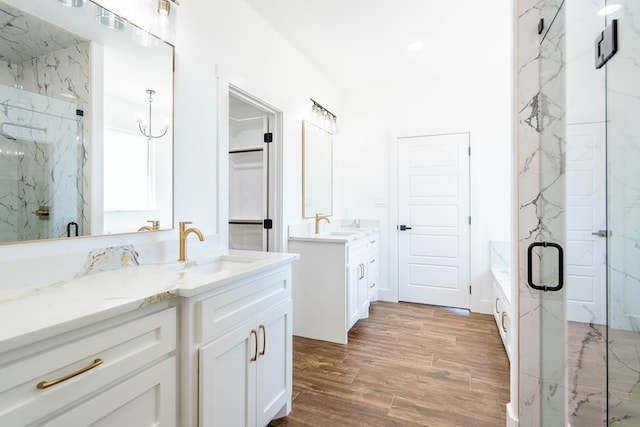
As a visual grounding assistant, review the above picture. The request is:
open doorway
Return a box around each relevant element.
[227,88,280,252]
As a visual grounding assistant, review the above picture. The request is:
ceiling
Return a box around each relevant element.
[244,0,481,90]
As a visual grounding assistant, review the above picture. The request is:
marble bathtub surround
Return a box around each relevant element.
[78,245,140,276]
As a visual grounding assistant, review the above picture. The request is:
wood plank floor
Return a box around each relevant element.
[269,301,510,427]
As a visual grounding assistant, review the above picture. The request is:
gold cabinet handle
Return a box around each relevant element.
[501,312,508,333]
[37,358,103,389]
[250,329,258,362]
[259,324,266,356]
[495,298,500,314]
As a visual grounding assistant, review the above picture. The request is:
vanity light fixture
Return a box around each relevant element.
[158,0,171,16]
[96,7,127,30]
[309,98,338,133]
[138,89,168,142]
[57,0,87,8]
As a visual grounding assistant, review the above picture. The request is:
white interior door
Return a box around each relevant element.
[566,123,606,324]
[397,133,470,309]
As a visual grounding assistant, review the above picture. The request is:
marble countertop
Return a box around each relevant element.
[0,250,298,353]
[288,228,378,243]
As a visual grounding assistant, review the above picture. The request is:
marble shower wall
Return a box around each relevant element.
[606,0,640,424]
[517,0,567,425]
[0,42,89,243]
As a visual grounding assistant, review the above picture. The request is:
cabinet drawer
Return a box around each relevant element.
[43,356,176,427]
[0,307,176,426]
[196,269,291,343]
[346,239,368,264]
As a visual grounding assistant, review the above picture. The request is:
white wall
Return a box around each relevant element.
[0,0,342,289]
[337,0,513,312]
[0,0,512,315]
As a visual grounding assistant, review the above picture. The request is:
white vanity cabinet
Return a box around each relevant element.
[0,303,177,426]
[493,276,512,361]
[289,231,379,344]
[367,235,379,300]
[348,237,370,329]
[178,265,293,427]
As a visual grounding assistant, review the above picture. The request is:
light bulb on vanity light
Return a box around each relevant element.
[96,7,127,30]
[58,0,87,8]
[158,0,170,16]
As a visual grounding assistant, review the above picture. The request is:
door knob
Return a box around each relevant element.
[591,230,609,237]
[398,225,412,231]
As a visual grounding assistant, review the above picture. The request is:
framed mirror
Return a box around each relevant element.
[0,0,174,244]
[302,120,332,218]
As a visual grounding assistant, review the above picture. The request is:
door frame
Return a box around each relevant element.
[388,130,478,311]
[216,66,284,252]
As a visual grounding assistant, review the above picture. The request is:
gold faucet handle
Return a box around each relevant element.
[179,221,192,229]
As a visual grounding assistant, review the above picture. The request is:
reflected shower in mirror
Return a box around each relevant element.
[302,120,333,218]
[0,0,174,244]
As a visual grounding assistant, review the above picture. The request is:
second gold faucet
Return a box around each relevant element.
[315,213,331,234]
[179,221,204,262]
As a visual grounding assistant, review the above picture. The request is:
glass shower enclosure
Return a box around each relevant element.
[518,0,640,425]
[0,86,85,243]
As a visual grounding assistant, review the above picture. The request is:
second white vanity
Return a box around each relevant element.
[289,228,379,344]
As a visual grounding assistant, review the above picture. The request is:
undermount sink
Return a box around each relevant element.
[166,254,265,275]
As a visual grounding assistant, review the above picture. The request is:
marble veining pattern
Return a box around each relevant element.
[0,249,299,353]
[0,39,89,242]
[517,0,567,425]
[78,244,140,276]
[519,0,640,425]
[0,1,85,65]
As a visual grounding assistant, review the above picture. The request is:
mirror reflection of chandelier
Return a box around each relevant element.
[138,89,168,141]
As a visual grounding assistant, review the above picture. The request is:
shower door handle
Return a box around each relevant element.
[527,242,564,292]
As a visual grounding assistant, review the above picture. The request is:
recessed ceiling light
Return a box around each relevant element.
[597,4,622,16]
[405,41,424,52]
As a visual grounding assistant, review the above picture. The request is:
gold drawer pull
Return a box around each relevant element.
[250,329,258,362]
[259,324,266,356]
[501,312,508,333]
[37,358,103,390]
[495,298,500,314]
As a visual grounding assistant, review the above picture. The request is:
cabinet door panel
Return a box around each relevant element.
[257,301,291,425]
[42,356,176,427]
[199,320,256,427]
[347,264,360,329]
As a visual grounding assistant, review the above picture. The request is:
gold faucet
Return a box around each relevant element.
[315,213,331,234]
[138,220,160,232]
[179,221,204,262]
